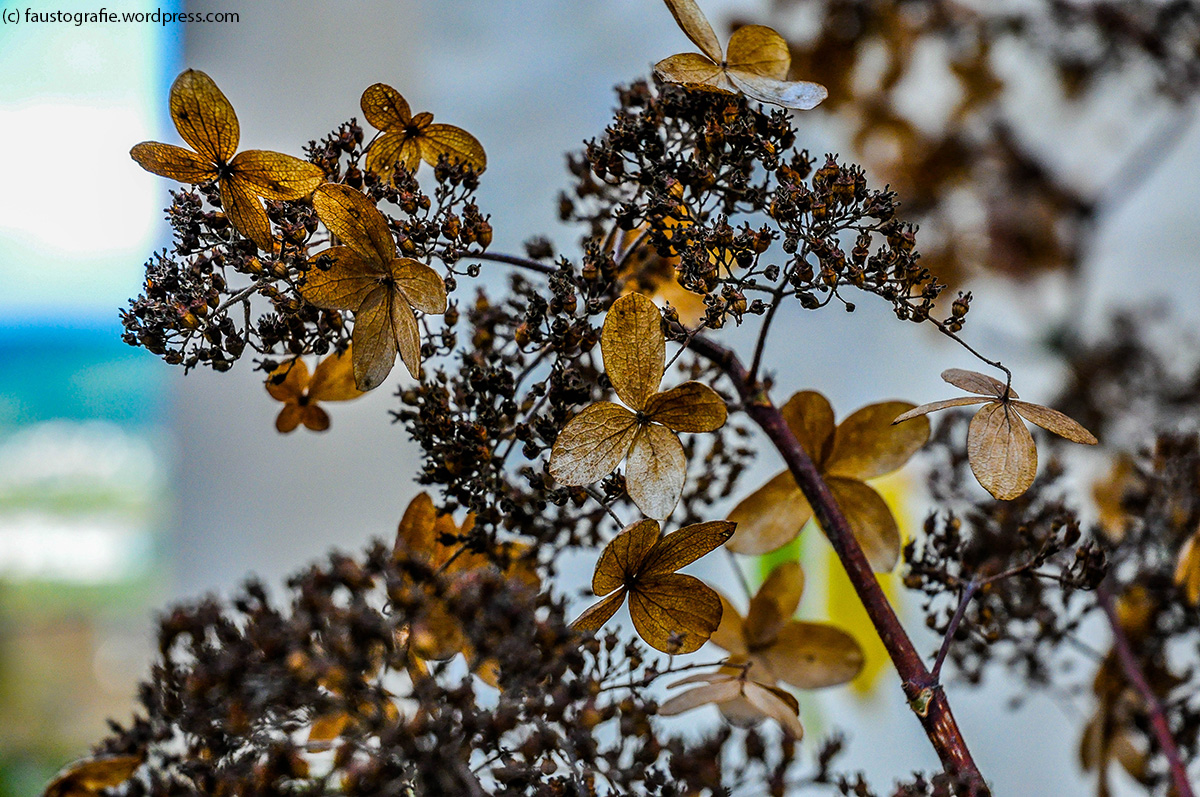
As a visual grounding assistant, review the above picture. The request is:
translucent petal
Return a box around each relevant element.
[220,176,273,250]
[389,288,423,379]
[726,71,828,110]
[364,131,422,181]
[312,183,395,267]
[419,124,487,173]
[548,402,639,486]
[570,589,626,633]
[742,682,804,738]
[726,470,813,555]
[625,424,686,520]
[759,621,864,689]
[658,678,742,715]
[827,477,901,572]
[654,53,725,87]
[628,572,722,653]
[825,401,930,480]
[892,396,991,423]
[710,593,747,656]
[392,258,448,314]
[308,347,364,402]
[169,69,238,164]
[643,381,727,432]
[229,150,324,200]
[266,358,309,402]
[360,83,412,131]
[300,246,379,311]
[602,293,665,411]
[780,391,836,466]
[129,142,218,183]
[640,520,735,578]
[662,0,723,63]
[967,401,1037,500]
[744,561,804,647]
[725,24,790,80]
[941,368,1013,398]
[594,518,661,596]
[350,287,400,391]
[1013,401,1098,445]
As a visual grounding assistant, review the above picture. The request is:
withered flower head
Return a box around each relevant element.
[549,292,727,519]
[130,69,325,250]
[300,183,448,391]
[266,346,364,433]
[571,518,733,654]
[654,0,827,109]
[361,83,487,181]
[728,391,929,570]
[894,368,1097,500]
[658,667,804,738]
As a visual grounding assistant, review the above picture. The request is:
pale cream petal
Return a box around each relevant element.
[661,0,723,63]
[625,425,686,520]
[548,402,640,487]
[726,72,828,111]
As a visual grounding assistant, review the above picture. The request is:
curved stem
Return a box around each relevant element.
[472,250,558,276]
[686,332,990,795]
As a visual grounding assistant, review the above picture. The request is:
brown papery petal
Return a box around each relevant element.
[313,183,396,267]
[388,289,422,379]
[301,246,380,311]
[221,177,273,250]
[724,25,790,80]
[658,678,743,715]
[628,572,722,654]
[826,477,901,572]
[419,124,487,173]
[967,401,1037,500]
[169,69,238,164]
[744,561,804,647]
[824,401,930,481]
[760,621,864,689]
[129,142,218,183]
[941,368,1014,398]
[230,150,324,200]
[726,470,813,555]
[275,404,304,434]
[395,492,439,556]
[594,519,661,595]
[892,396,992,423]
[640,520,735,578]
[1013,401,1098,445]
[644,381,727,432]
[392,259,448,314]
[302,405,331,432]
[710,593,747,656]
[570,589,626,633]
[350,287,400,391]
[661,0,723,63]
[780,391,836,466]
[364,132,422,181]
[726,72,828,110]
[266,358,309,402]
[360,83,412,131]
[308,347,364,403]
[743,682,804,738]
[625,424,687,520]
[548,402,639,487]
[602,293,666,411]
[44,755,143,797]
[654,53,726,88]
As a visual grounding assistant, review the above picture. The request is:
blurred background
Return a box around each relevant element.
[1,0,1197,794]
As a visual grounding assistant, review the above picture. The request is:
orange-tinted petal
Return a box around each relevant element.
[548,402,639,487]
[129,142,218,183]
[266,358,310,402]
[169,69,238,164]
[308,347,364,402]
[781,391,837,466]
[364,131,422,180]
[594,518,661,595]
[43,755,142,797]
[1174,530,1200,606]
[824,401,930,481]
[301,246,380,311]
[1012,401,1098,445]
[724,25,790,80]
[602,293,665,412]
[229,150,324,200]
[419,124,487,173]
[312,183,395,267]
[570,589,627,633]
[661,0,723,62]
[625,424,687,520]
[967,401,1037,500]
[826,476,900,571]
[275,404,304,434]
[392,258,448,314]
[726,470,813,555]
[301,405,331,432]
[360,83,412,131]
[644,382,727,432]
[640,520,735,579]
[629,572,722,654]
[221,176,273,250]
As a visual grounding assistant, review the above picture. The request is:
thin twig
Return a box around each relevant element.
[472,250,559,276]
[931,581,979,682]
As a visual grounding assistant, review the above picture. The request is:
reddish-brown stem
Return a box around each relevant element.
[686,332,989,795]
[1096,583,1195,797]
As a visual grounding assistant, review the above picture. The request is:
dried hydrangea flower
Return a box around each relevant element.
[361,83,486,180]
[266,347,363,433]
[658,667,804,738]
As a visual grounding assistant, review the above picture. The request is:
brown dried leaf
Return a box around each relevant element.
[625,423,687,520]
[394,492,439,556]
[350,287,407,389]
[711,594,747,655]
[601,293,665,411]
[640,520,735,578]
[726,470,812,555]
[644,381,727,432]
[653,53,729,89]
[360,83,412,130]
[629,572,722,653]
[593,519,662,595]
[169,69,238,164]
[892,396,991,423]
[967,401,1037,500]
[1013,401,1098,445]
[824,401,929,480]
[308,347,364,402]
[744,561,804,646]
[548,402,639,486]
[759,621,864,689]
[827,476,900,571]
[662,0,723,63]
[364,132,421,179]
[129,142,217,183]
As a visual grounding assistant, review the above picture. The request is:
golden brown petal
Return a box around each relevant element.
[275,404,304,434]
[1012,401,1098,445]
[654,53,727,88]
[759,621,864,689]
[395,492,439,556]
[710,593,748,656]
[169,69,238,165]
[594,518,662,595]
[419,124,487,173]
[824,401,930,481]
[220,176,273,250]
[724,25,790,80]
[229,150,324,200]
[1174,530,1200,606]
[129,142,218,183]
[360,83,412,131]
[826,477,901,572]
[726,470,813,555]
[392,258,448,314]
[350,287,401,391]
[628,572,722,654]
[548,402,640,487]
[308,347,364,402]
[300,246,380,311]
[625,424,687,520]
[364,131,422,181]
[266,358,309,403]
[302,405,331,432]
[43,755,142,797]
[570,589,627,633]
[744,561,804,647]
[602,293,665,412]
[389,287,423,379]
[967,401,1037,500]
[726,72,828,110]
[312,183,396,267]
[780,391,836,466]
[661,0,723,63]
[892,396,992,423]
[640,520,735,578]
[644,381,727,432]
[941,368,1013,398]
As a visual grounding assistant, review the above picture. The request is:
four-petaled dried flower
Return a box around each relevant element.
[654,0,827,110]
[727,391,929,570]
[130,69,324,250]
[549,292,727,519]
[658,667,804,738]
[361,83,486,180]
[571,518,733,654]
[266,347,364,433]
[893,369,1097,500]
[711,561,863,691]
[301,183,448,390]
[42,755,142,797]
